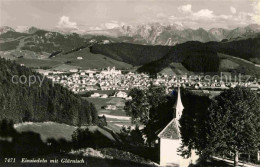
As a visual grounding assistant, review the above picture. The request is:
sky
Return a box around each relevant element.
[0,0,260,31]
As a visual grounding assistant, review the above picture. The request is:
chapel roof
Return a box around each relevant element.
[158,119,180,139]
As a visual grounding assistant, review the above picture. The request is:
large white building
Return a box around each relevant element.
[158,87,199,166]
[101,66,121,75]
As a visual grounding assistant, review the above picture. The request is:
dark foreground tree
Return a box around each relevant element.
[0,58,98,126]
[124,86,173,146]
[119,125,144,147]
[201,87,260,166]
[125,86,211,148]
[179,91,211,158]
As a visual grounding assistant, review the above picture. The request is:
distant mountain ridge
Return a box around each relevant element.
[0,29,134,70]
[0,26,15,34]
[1,25,260,75]
[85,23,260,45]
[1,24,260,45]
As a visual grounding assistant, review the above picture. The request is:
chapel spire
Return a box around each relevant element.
[173,87,184,120]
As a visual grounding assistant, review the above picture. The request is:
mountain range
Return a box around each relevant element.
[0,24,260,77]
[1,23,260,45]
[84,23,260,45]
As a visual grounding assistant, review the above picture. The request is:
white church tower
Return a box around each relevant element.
[157,87,199,166]
[173,87,184,120]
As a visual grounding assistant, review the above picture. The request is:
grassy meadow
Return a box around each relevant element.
[85,97,132,133]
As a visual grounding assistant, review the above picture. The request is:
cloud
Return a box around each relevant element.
[178,4,192,13]
[57,16,78,30]
[104,23,119,29]
[230,6,237,14]
[88,27,102,31]
[88,3,258,32]
[251,1,260,24]
[88,21,125,30]
[178,4,214,19]
[104,21,120,29]
[169,3,257,29]
[193,9,214,19]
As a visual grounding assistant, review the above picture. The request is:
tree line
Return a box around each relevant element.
[0,58,98,126]
[90,43,172,66]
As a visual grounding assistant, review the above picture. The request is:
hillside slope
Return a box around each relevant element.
[209,34,260,64]
[0,58,98,125]
[138,36,260,76]
[0,30,133,69]
[90,43,172,65]
[1,28,260,72]
[51,47,132,70]
[138,42,220,75]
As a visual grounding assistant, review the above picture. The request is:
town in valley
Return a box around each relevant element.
[1,0,260,166]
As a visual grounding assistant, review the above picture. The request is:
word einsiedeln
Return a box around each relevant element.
[11,75,52,87]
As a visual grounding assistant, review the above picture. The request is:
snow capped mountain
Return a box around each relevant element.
[113,23,218,45]
[225,24,260,39]
[208,28,230,41]
[1,23,260,46]
[0,26,15,34]
[14,26,31,33]
[84,23,260,45]
[117,23,260,45]
[25,26,42,34]
[117,23,185,44]
[5,26,42,34]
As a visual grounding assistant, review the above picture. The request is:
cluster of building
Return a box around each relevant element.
[44,67,150,93]
[39,67,260,95]
[155,74,260,93]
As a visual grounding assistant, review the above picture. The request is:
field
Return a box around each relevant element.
[14,122,116,142]
[7,47,133,70]
[13,47,133,70]
[84,97,112,110]
[51,64,82,71]
[0,41,133,71]
[14,122,77,142]
[85,97,132,133]
[159,62,191,75]
[218,53,260,77]
[0,40,20,51]
[50,48,132,70]
[14,96,133,139]
[16,58,61,68]
[219,59,240,70]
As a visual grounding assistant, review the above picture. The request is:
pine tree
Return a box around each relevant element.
[0,58,98,126]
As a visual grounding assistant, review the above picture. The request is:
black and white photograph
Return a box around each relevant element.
[0,0,260,166]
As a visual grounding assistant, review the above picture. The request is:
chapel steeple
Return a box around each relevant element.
[173,87,184,120]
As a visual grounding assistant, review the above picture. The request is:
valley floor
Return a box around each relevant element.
[85,97,135,133]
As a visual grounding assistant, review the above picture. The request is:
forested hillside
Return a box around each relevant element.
[90,43,172,65]
[138,35,260,75]
[0,30,88,55]
[209,34,260,64]
[138,41,220,74]
[20,30,87,53]
[0,58,98,125]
